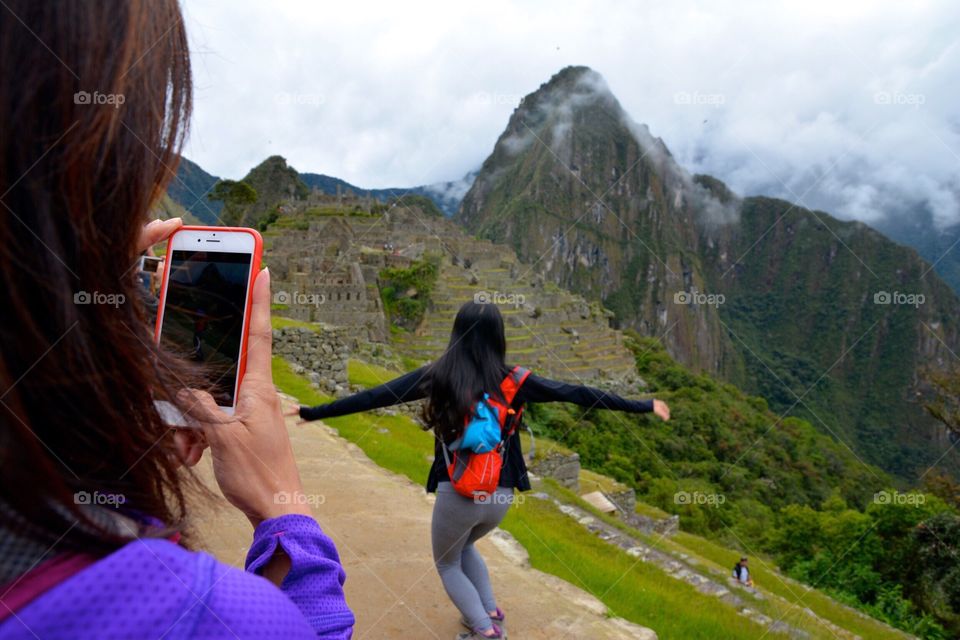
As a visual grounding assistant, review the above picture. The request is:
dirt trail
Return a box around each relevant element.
[190,415,657,640]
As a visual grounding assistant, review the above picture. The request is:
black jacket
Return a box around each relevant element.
[299,366,654,492]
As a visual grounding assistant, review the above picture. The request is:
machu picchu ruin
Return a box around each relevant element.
[263,191,640,386]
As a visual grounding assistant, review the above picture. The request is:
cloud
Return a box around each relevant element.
[182,0,960,226]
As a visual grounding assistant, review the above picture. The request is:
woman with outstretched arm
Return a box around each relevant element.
[296,301,669,640]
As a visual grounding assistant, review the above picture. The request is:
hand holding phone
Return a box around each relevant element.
[178,268,312,526]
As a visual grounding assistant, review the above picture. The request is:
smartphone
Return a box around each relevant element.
[139,254,162,274]
[154,226,263,415]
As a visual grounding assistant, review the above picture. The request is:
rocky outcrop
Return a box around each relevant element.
[622,512,679,537]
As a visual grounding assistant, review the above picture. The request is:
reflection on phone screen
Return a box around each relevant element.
[161,250,252,406]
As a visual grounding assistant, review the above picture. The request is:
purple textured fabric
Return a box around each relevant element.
[0,514,354,639]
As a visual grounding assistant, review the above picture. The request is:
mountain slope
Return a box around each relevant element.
[874,211,960,294]
[457,66,960,481]
[222,155,310,228]
[702,196,960,477]
[457,66,737,375]
[168,157,222,224]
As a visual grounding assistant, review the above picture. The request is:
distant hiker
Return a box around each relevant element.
[733,557,754,587]
[0,2,353,638]
[296,301,671,639]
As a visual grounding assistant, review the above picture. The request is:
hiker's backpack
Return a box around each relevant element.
[442,366,530,499]
[732,563,743,580]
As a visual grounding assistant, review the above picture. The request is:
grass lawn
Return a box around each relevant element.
[271,315,322,332]
[347,358,402,388]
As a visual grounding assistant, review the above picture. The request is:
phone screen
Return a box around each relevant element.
[160,249,252,406]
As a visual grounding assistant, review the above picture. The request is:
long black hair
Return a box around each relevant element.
[0,0,198,553]
[423,301,510,444]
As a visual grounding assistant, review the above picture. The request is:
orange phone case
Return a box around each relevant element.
[153,226,264,405]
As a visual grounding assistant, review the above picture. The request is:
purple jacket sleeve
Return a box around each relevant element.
[245,514,355,638]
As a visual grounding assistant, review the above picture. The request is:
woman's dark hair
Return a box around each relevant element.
[0,0,199,552]
[423,301,510,443]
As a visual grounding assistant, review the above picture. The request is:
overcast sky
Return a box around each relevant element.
[182,0,960,226]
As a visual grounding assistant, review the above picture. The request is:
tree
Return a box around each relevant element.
[208,180,258,225]
[907,512,960,634]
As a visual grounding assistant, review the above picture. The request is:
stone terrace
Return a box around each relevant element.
[265,197,640,385]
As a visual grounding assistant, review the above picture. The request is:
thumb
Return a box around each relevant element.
[177,389,231,442]
[138,217,182,253]
[242,267,274,384]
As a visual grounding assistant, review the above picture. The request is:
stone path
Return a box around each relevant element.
[189,414,658,640]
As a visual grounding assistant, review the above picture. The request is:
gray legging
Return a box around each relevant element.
[432,482,513,631]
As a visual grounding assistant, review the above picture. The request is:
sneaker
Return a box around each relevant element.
[460,608,504,629]
[455,622,505,639]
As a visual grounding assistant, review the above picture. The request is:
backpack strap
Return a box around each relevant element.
[0,553,97,621]
[499,366,530,437]
[500,366,530,406]
[0,527,181,622]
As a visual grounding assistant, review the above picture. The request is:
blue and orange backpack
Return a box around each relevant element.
[442,366,530,499]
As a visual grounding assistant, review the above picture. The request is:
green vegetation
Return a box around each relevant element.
[225,155,310,228]
[660,531,909,640]
[208,179,258,221]
[389,193,444,218]
[520,334,958,636]
[270,316,321,332]
[525,334,888,542]
[707,195,960,482]
[347,358,401,388]
[771,494,956,637]
[579,468,629,494]
[379,255,440,331]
